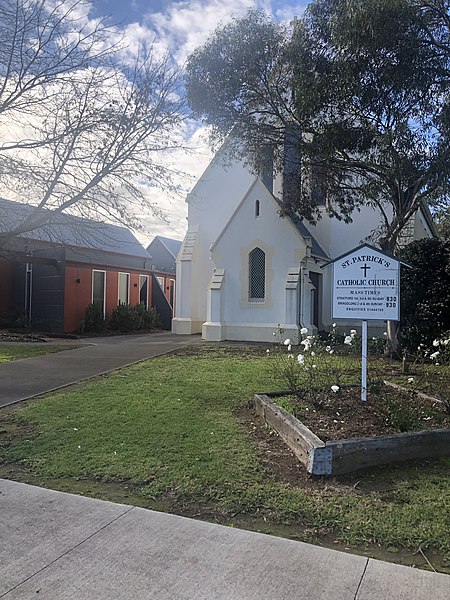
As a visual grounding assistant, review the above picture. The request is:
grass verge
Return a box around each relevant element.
[0,343,80,363]
[0,344,449,572]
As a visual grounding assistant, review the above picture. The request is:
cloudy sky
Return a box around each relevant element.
[85,0,308,243]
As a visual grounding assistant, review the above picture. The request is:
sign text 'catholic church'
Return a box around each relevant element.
[331,245,401,321]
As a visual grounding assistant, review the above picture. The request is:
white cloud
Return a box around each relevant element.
[143,0,269,64]
[2,1,305,243]
[114,1,271,240]
[137,124,214,244]
[82,1,308,240]
[274,2,308,23]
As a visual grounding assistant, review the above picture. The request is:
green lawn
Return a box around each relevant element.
[0,343,80,363]
[0,344,449,572]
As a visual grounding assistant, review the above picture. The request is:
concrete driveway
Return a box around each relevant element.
[0,332,201,407]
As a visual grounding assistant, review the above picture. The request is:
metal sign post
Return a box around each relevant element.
[361,320,368,401]
[324,244,403,402]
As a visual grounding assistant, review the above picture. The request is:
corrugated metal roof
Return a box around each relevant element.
[0,198,150,259]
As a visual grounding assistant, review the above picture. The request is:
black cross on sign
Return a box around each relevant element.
[361,263,371,277]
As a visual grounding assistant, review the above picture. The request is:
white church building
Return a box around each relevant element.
[172,147,436,344]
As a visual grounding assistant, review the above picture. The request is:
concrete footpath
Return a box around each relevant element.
[0,332,201,407]
[0,479,448,599]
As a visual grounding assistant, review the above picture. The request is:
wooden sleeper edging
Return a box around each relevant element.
[254,393,450,476]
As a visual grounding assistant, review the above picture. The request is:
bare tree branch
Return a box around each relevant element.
[0,0,190,252]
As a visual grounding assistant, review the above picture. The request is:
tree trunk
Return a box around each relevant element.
[379,227,402,359]
[385,319,401,359]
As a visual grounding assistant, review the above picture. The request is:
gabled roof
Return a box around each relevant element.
[320,243,411,268]
[0,198,149,259]
[153,235,182,259]
[210,178,329,260]
[277,203,329,260]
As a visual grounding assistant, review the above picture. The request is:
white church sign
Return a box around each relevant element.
[325,244,403,402]
[332,245,400,321]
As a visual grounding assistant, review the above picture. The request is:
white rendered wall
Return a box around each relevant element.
[305,204,385,259]
[414,209,434,240]
[304,205,387,333]
[211,180,307,339]
[176,142,436,337]
[306,204,433,261]
[184,157,255,327]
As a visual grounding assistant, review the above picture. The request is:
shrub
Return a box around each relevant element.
[109,304,161,333]
[425,332,450,366]
[83,303,106,333]
[109,304,143,332]
[268,330,357,408]
[368,336,386,356]
[133,303,162,330]
[400,239,450,353]
[320,324,386,357]
[0,307,28,329]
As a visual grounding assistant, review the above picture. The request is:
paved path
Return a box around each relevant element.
[0,479,448,599]
[0,332,201,408]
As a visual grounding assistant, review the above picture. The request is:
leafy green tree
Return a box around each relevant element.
[400,238,450,351]
[186,2,450,254]
[414,0,450,63]
[433,206,450,238]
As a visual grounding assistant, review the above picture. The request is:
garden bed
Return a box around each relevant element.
[254,384,450,476]
[0,330,49,343]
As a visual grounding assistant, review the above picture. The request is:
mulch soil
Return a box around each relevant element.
[0,330,49,343]
[273,386,450,442]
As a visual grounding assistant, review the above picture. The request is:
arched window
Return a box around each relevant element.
[255,199,260,218]
[249,247,265,301]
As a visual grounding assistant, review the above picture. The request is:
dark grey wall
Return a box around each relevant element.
[30,249,65,333]
[151,274,172,330]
